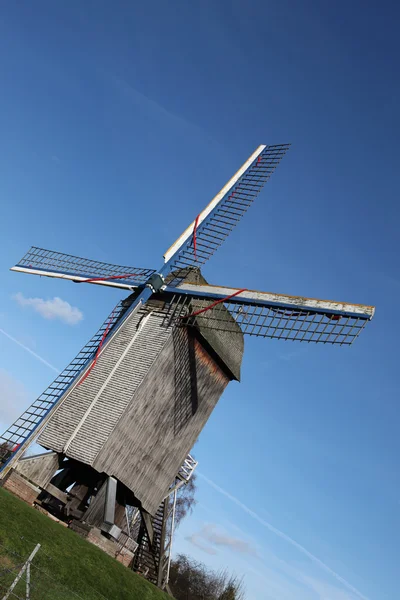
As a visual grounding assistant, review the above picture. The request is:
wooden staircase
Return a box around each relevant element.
[132,500,167,586]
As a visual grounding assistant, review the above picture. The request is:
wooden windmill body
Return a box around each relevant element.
[37,270,243,518]
[0,144,375,590]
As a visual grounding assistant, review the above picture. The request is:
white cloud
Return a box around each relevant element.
[14,293,83,325]
[0,369,30,424]
[187,523,258,557]
[203,525,256,554]
[186,532,218,555]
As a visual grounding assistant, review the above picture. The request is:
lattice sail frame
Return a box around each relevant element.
[12,246,155,289]
[160,291,373,345]
[165,144,290,285]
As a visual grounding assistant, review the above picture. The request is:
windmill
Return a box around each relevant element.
[0,144,374,590]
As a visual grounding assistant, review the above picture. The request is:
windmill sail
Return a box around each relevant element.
[164,144,290,280]
[163,283,375,345]
[11,246,155,289]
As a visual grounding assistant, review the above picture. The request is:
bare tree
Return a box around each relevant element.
[175,473,197,527]
[0,441,13,463]
[169,554,245,600]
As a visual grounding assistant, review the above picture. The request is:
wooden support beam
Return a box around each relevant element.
[44,482,68,504]
[104,477,117,525]
[140,510,154,547]
[157,499,168,588]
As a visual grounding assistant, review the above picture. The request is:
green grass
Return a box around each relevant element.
[0,487,169,600]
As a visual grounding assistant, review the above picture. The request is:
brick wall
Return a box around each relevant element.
[2,470,40,505]
[116,547,135,568]
[87,528,117,557]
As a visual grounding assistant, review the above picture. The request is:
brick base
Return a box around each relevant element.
[87,528,118,557]
[2,470,40,505]
[116,547,135,568]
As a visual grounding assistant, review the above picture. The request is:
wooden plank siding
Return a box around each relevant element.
[15,452,61,488]
[95,327,230,514]
[38,307,170,462]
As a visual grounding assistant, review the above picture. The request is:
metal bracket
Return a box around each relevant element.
[145,273,166,293]
[163,453,198,499]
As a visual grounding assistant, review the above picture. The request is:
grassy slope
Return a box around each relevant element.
[0,487,169,600]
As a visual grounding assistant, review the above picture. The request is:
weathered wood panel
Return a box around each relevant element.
[95,326,230,515]
[45,482,68,504]
[84,479,107,526]
[38,307,169,463]
[37,306,145,454]
[15,452,60,488]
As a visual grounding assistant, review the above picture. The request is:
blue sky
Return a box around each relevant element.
[0,2,399,598]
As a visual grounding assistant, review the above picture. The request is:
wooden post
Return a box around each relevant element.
[157,499,169,588]
[2,544,40,600]
[140,510,154,546]
[25,563,30,600]
[104,477,117,525]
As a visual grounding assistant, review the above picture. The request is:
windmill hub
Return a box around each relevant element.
[145,272,166,293]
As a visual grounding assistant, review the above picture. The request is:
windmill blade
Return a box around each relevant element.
[163,283,375,345]
[163,144,290,279]
[11,246,155,290]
